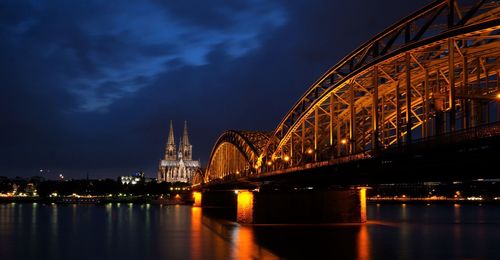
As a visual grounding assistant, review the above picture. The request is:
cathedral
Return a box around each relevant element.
[157,121,200,183]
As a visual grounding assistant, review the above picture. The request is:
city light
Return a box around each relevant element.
[497,93,500,99]
[341,138,348,145]
[283,155,290,162]
[307,148,314,154]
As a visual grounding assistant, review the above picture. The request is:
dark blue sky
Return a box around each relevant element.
[0,0,428,179]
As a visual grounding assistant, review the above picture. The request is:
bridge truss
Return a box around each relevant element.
[200,0,500,186]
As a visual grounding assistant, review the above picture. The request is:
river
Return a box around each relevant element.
[1,202,499,259]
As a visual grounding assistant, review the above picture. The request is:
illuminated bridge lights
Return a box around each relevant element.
[194,0,500,188]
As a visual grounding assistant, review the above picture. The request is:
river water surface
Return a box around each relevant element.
[1,203,499,259]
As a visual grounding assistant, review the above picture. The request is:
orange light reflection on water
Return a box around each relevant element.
[232,226,279,259]
[190,207,203,260]
[357,224,371,260]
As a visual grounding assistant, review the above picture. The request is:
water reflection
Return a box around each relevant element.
[357,224,371,260]
[190,207,202,260]
[1,203,500,260]
[231,225,278,259]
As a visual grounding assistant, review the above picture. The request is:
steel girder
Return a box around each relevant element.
[204,130,270,182]
[261,0,500,171]
[202,0,500,184]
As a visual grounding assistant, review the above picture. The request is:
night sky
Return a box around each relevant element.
[0,1,428,179]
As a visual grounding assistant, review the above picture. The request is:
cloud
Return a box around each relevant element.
[0,0,430,178]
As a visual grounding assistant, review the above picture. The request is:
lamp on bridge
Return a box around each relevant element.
[496,93,500,100]
[341,138,348,145]
[307,148,314,154]
[283,155,290,162]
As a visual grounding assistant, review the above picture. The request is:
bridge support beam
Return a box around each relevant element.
[349,82,357,153]
[449,38,456,132]
[193,191,202,207]
[235,188,367,224]
[372,66,379,152]
[236,190,254,224]
[405,52,412,145]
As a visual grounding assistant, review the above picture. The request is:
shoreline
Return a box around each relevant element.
[2,196,499,205]
[0,196,193,205]
[368,198,500,205]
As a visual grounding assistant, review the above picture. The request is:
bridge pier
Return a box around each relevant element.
[196,188,367,224]
[239,188,366,224]
[193,191,202,207]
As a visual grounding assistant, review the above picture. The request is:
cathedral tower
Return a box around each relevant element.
[164,120,177,160]
[181,120,192,160]
[157,120,199,183]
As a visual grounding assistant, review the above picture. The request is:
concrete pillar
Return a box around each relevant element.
[234,188,367,224]
[236,191,254,224]
[197,188,368,224]
[359,188,367,223]
[193,191,202,207]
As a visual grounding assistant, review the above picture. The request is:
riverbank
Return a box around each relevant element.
[0,196,194,205]
[368,197,500,204]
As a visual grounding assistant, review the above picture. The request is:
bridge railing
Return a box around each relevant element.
[383,121,500,154]
[262,121,500,175]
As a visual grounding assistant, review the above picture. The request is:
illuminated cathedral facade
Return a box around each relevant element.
[157,121,200,183]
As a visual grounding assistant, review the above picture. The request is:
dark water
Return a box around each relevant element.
[1,203,499,260]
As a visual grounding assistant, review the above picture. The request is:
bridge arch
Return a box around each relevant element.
[199,0,500,186]
[191,168,204,186]
[205,131,270,182]
[261,0,500,170]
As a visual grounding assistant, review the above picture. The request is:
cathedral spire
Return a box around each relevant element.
[168,120,175,146]
[164,120,176,160]
[182,120,190,147]
[182,120,193,160]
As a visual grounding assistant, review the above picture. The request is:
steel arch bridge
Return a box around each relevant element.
[198,0,500,187]
[203,131,270,184]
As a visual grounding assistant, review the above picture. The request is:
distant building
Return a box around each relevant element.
[157,121,200,183]
[120,171,145,185]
